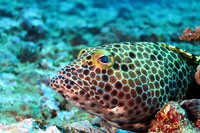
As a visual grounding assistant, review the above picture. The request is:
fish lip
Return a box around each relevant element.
[57,68,91,93]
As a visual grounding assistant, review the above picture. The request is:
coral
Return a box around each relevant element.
[179,26,200,41]
[195,65,200,85]
[196,119,200,130]
[148,102,199,133]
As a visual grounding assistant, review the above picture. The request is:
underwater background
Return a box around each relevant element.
[0,0,200,132]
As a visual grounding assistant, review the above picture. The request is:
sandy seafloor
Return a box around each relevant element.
[0,0,200,132]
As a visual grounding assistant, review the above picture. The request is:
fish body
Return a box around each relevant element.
[50,42,200,131]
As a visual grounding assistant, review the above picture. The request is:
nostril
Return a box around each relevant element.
[81,64,88,68]
[54,84,60,89]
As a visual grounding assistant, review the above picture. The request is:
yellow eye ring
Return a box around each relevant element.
[78,49,86,58]
[92,50,114,69]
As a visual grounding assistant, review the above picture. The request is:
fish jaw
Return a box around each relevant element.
[50,74,103,115]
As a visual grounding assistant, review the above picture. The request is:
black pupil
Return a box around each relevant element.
[99,56,109,63]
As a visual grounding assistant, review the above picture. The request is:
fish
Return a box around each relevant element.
[50,42,200,132]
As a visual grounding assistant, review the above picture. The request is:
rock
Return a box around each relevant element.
[0,119,37,132]
[69,120,102,133]
[92,117,118,133]
[56,110,75,121]
[0,119,61,132]
[45,126,61,133]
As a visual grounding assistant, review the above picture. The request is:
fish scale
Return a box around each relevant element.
[50,42,200,131]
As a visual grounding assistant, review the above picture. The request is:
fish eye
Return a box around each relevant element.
[78,49,86,58]
[93,50,114,69]
[99,56,109,63]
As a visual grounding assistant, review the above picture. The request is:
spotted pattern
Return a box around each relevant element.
[50,42,199,131]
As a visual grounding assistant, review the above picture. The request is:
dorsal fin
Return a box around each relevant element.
[158,42,200,64]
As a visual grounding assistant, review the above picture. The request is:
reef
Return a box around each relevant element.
[149,102,199,133]
[179,27,200,41]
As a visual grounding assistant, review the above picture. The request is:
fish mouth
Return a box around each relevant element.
[50,66,92,100]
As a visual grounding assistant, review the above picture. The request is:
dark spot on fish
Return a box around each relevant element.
[121,64,128,72]
[113,63,120,70]
[128,110,133,115]
[103,94,110,101]
[129,52,136,59]
[109,112,114,116]
[86,55,91,60]
[73,96,79,101]
[118,91,125,99]
[111,98,118,105]
[114,45,120,47]
[115,81,122,90]
[128,99,134,106]
[150,55,156,61]
[91,103,96,107]
[105,84,112,92]
[102,75,108,82]
[97,89,104,95]
[83,70,89,75]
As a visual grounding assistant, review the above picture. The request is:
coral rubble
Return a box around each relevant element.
[149,102,199,133]
[179,27,200,41]
[0,119,60,132]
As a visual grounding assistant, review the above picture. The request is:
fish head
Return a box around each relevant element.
[50,42,159,124]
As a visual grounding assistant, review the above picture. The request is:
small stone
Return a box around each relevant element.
[45,126,61,133]
[69,120,102,133]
